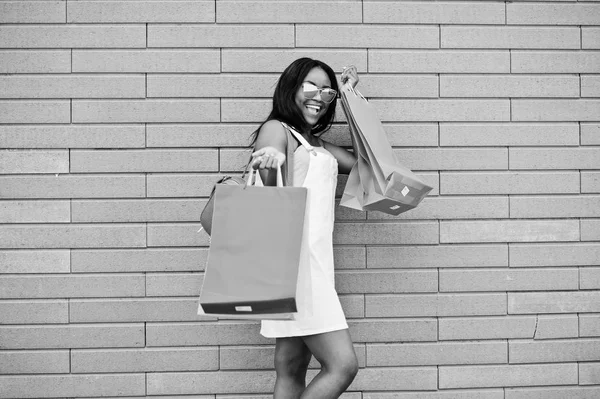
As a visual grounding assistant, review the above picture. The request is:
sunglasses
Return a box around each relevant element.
[302,82,337,104]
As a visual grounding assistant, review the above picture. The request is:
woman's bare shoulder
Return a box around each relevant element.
[255,119,288,151]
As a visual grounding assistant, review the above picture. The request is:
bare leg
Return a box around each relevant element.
[273,337,313,399]
[300,329,359,399]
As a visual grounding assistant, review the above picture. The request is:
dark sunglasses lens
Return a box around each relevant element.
[321,90,336,102]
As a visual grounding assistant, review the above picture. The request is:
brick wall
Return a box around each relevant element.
[1,0,599,398]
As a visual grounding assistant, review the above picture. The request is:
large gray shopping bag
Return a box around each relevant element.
[198,167,307,319]
[340,83,433,215]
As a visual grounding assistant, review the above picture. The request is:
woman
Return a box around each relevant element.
[250,58,359,398]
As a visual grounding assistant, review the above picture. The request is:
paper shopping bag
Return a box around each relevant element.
[198,169,307,319]
[340,84,432,215]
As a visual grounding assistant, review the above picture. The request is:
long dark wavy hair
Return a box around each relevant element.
[250,57,339,145]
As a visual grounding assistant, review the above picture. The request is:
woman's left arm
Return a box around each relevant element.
[323,141,356,175]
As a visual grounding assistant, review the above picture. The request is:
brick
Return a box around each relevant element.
[440,171,580,195]
[70,149,218,173]
[440,123,579,146]
[441,220,579,243]
[581,268,600,289]
[0,224,146,249]
[582,172,600,193]
[369,50,509,73]
[440,75,579,97]
[0,50,70,73]
[71,248,207,273]
[72,99,220,123]
[397,148,508,170]
[0,149,68,174]
[369,196,508,220]
[0,250,69,274]
[219,344,366,370]
[0,374,145,398]
[365,391,505,399]
[367,245,508,269]
[512,100,600,122]
[72,199,204,223]
[349,367,437,391]
[334,222,439,245]
[366,293,506,318]
[218,1,361,23]
[580,314,600,337]
[336,270,437,294]
[334,247,366,270]
[510,338,600,364]
[582,219,600,241]
[221,99,272,123]
[350,75,440,98]
[442,26,579,49]
[222,49,367,73]
[511,195,600,218]
[147,124,255,147]
[367,341,507,366]
[439,363,577,389]
[582,75,600,97]
[0,24,146,48]
[0,274,144,299]
[146,273,202,297]
[148,74,279,98]
[148,24,294,48]
[580,362,600,385]
[0,1,65,23]
[349,319,437,343]
[0,200,70,223]
[0,324,144,349]
[371,99,510,122]
[146,322,270,346]
[0,174,146,199]
[297,25,438,48]
[511,148,600,170]
[72,347,218,373]
[440,316,536,340]
[509,291,600,314]
[506,386,600,399]
[0,350,69,374]
[364,1,504,24]
[0,300,68,324]
[70,298,207,323]
[512,51,600,73]
[147,173,227,197]
[581,124,600,145]
[510,243,600,267]
[73,49,220,73]
[440,268,578,292]
[507,3,600,25]
[0,100,69,123]
[0,74,145,99]
[148,370,275,395]
[0,124,145,149]
[148,223,210,247]
[534,315,579,340]
[583,27,600,49]
[68,1,214,23]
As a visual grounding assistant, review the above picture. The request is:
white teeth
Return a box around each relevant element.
[306,104,320,114]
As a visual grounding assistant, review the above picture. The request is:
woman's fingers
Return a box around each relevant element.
[251,149,285,170]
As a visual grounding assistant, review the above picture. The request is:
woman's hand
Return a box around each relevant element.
[341,65,359,88]
[251,146,286,170]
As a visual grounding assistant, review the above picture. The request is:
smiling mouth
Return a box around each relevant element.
[305,103,322,115]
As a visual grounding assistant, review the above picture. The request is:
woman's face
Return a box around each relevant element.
[295,67,332,129]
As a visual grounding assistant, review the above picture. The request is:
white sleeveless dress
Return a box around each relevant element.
[260,126,349,338]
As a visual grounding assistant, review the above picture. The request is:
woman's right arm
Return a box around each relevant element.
[251,120,287,186]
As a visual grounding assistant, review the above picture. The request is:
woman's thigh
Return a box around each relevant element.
[274,336,312,375]
[301,329,357,372]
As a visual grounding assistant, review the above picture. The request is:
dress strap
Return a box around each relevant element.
[280,122,317,155]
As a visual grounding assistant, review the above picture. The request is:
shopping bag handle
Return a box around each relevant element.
[343,81,367,102]
[246,164,284,188]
